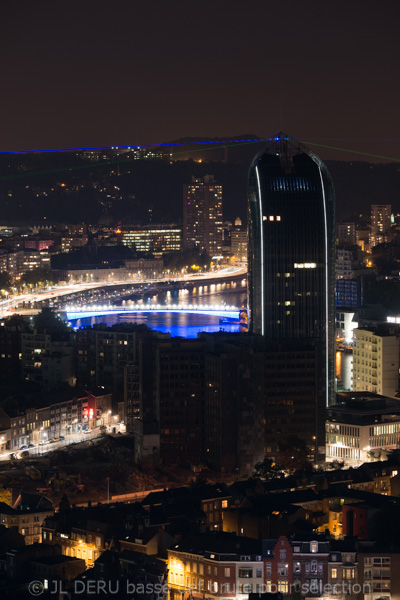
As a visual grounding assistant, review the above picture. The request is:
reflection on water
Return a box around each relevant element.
[73,312,246,338]
[131,280,247,310]
[70,283,248,339]
[336,351,353,391]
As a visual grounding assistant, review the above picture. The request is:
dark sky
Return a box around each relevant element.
[2,0,400,161]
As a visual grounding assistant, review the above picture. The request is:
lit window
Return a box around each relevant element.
[311,542,318,553]
[269,216,274,221]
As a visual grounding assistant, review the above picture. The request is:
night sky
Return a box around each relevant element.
[2,0,400,162]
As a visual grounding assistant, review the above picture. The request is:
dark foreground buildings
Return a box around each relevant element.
[248,134,335,461]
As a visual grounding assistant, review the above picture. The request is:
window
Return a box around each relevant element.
[280,550,286,560]
[311,561,318,573]
[278,564,288,577]
[256,568,262,578]
[294,562,301,574]
[199,564,204,575]
[364,569,372,580]
[266,563,272,577]
[331,568,337,579]
[222,500,228,508]
[344,568,355,579]
[278,581,289,593]
[311,542,318,553]
[224,568,230,577]
[239,568,253,578]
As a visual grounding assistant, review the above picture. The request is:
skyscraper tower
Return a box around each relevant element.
[248,134,335,460]
[183,175,223,257]
[370,204,392,249]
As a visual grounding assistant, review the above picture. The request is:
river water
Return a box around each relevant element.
[69,279,248,338]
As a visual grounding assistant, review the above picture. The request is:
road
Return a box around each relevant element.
[2,427,102,461]
[0,266,247,317]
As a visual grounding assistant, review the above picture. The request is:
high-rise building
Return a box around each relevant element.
[370,204,392,249]
[202,333,265,474]
[352,326,400,397]
[247,134,335,460]
[183,175,223,256]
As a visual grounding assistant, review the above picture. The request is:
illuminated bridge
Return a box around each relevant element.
[66,304,243,321]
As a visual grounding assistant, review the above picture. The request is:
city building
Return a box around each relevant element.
[152,338,205,465]
[230,229,248,263]
[9,390,112,449]
[120,224,182,256]
[167,533,263,600]
[336,247,365,280]
[337,222,357,246]
[352,327,400,397]
[335,246,366,309]
[76,327,135,400]
[0,250,23,277]
[19,250,52,275]
[183,175,223,256]
[262,341,322,461]
[202,333,265,475]
[124,258,164,279]
[247,134,335,460]
[336,279,363,309]
[358,550,400,600]
[0,492,54,545]
[61,235,88,253]
[326,393,400,465]
[370,204,392,249]
[21,329,76,391]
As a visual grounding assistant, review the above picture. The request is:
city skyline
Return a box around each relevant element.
[2,1,400,164]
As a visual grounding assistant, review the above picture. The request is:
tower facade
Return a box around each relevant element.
[183,175,223,256]
[248,134,335,460]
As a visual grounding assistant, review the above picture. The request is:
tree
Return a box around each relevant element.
[276,436,313,474]
[33,307,70,334]
[0,272,12,295]
[59,493,71,513]
[19,268,58,289]
[253,458,284,481]
[4,314,30,329]
[326,460,345,471]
